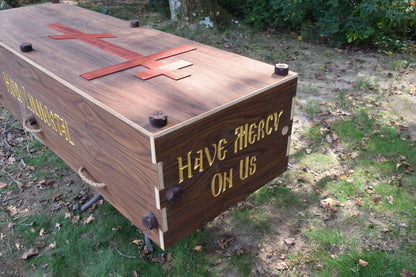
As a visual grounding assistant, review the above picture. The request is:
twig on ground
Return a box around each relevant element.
[1,170,23,192]
[116,248,137,259]
[1,195,19,203]
[1,114,16,153]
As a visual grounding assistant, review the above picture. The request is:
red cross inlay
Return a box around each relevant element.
[47,23,196,80]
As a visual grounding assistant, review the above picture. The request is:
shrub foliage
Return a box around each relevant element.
[219,0,416,49]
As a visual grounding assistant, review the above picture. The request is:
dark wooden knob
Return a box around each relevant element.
[20,43,33,52]
[149,111,168,128]
[26,114,37,126]
[274,63,289,76]
[130,20,140,27]
[142,212,158,230]
[165,186,184,204]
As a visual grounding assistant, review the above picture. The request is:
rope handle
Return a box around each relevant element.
[78,167,106,188]
[23,116,42,134]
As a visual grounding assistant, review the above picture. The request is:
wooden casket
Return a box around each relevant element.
[0,2,297,249]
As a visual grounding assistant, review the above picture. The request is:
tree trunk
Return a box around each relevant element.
[168,0,231,30]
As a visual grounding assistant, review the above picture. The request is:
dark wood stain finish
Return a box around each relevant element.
[0,3,297,249]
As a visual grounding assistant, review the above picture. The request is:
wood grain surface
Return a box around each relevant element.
[155,79,297,248]
[0,44,162,246]
[0,3,296,134]
[0,3,298,249]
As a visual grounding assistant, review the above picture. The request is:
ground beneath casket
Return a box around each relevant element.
[1,1,415,276]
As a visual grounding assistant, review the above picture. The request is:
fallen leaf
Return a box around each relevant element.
[284,238,296,245]
[356,198,364,206]
[8,205,18,216]
[386,195,394,205]
[55,223,61,230]
[365,187,375,194]
[15,242,23,250]
[83,214,95,224]
[326,134,333,143]
[377,154,387,162]
[193,245,202,252]
[22,248,38,260]
[166,252,173,262]
[40,180,54,186]
[399,155,406,161]
[382,228,391,233]
[0,182,8,189]
[131,239,143,245]
[405,164,415,174]
[400,268,416,277]
[276,261,289,270]
[346,177,354,184]
[112,226,121,231]
[359,259,369,267]
[321,198,341,207]
[306,148,313,154]
[371,195,382,203]
[53,193,63,201]
[71,215,80,224]
[46,241,56,251]
[65,212,72,219]
[39,228,46,236]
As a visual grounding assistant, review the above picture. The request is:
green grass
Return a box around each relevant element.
[230,205,273,233]
[322,250,416,277]
[253,186,302,208]
[1,3,415,276]
[11,202,212,276]
[301,97,416,276]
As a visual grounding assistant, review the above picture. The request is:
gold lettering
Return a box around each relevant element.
[27,93,36,113]
[240,155,256,180]
[223,168,233,192]
[218,138,228,161]
[211,168,233,197]
[3,72,10,92]
[59,117,66,138]
[204,144,217,167]
[234,124,248,153]
[54,113,62,134]
[16,83,23,103]
[22,86,30,108]
[35,99,44,119]
[178,151,193,184]
[211,173,222,197]
[194,150,204,173]
[65,120,75,145]
[257,119,265,141]
[249,123,257,144]
[266,114,274,135]
[250,156,257,175]
[274,110,284,131]
[48,110,57,131]
[43,105,50,126]
[239,156,249,180]
[2,73,75,146]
